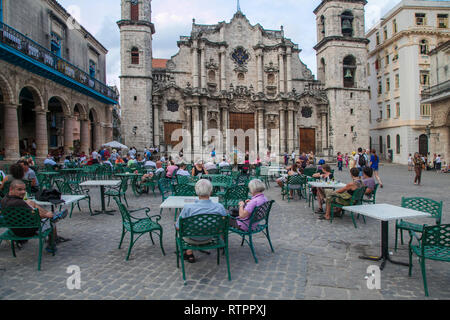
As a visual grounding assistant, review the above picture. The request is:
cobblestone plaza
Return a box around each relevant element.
[0,164,448,300]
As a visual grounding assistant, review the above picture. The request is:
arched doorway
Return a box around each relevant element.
[18,88,38,156]
[419,134,428,156]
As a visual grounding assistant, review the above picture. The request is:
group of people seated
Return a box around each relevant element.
[175,178,267,263]
[314,167,376,221]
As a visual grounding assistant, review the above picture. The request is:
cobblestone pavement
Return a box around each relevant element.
[0,164,449,300]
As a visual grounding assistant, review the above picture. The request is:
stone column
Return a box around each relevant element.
[293,110,298,152]
[279,109,286,155]
[94,122,102,151]
[279,48,285,94]
[222,106,228,155]
[287,109,294,153]
[35,109,48,159]
[257,51,264,93]
[286,47,293,93]
[202,105,208,148]
[64,115,74,153]
[154,103,160,147]
[200,45,207,91]
[321,112,328,152]
[258,109,265,156]
[220,48,227,91]
[80,119,90,155]
[3,103,20,160]
[192,106,201,160]
[192,42,199,89]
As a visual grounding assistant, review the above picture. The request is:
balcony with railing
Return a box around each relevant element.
[0,22,118,104]
[421,80,450,102]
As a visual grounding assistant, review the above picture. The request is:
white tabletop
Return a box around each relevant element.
[80,180,121,187]
[308,181,347,189]
[342,203,432,222]
[160,196,219,209]
[32,195,86,207]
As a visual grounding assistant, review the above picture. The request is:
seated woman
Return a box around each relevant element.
[362,167,376,199]
[276,163,301,188]
[191,160,208,177]
[312,164,334,214]
[166,160,179,178]
[319,167,363,221]
[230,179,268,232]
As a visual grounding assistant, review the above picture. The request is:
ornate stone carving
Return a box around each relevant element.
[167,100,179,112]
[301,107,313,118]
[205,58,219,70]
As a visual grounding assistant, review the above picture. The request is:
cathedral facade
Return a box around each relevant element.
[119,0,370,162]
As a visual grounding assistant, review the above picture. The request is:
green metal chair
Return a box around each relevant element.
[395,197,443,251]
[105,176,130,207]
[282,175,304,202]
[220,185,249,209]
[174,184,197,197]
[329,186,367,228]
[140,170,164,196]
[254,166,270,189]
[0,207,54,270]
[158,178,174,214]
[176,175,199,185]
[303,167,317,177]
[54,179,93,217]
[362,183,380,205]
[229,200,275,264]
[408,224,450,297]
[176,214,231,284]
[206,168,219,175]
[113,197,165,261]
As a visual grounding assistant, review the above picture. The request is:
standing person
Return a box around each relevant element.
[299,152,308,170]
[355,148,366,176]
[284,152,288,166]
[337,152,343,171]
[350,151,357,169]
[413,152,424,185]
[211,148,216,163]
[344,153,349,168]
[291,151,296,165]
[408,154,413,171]
[436,154,442,171]
[370,149,383,188]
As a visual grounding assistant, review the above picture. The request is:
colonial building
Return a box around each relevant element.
[0,0,118,161]
[421,40,450,165]
[120,0,370,162]
[367,0,449,164]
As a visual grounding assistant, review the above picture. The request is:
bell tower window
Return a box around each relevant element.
[131,47,139,64]
[130,0,139,21]
[343,55,356,88]
[341,11,354,37]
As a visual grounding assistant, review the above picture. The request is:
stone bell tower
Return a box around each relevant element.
[118,0,155,149]
[314,0,370,155]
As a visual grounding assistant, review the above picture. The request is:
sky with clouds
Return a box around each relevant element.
[57,0,403,89]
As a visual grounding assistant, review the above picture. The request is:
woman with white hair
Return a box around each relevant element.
[175,179,227,263]
[230,179,268,231]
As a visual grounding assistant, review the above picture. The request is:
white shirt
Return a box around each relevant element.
[144,160,156,167]
[436,157,441,164]
[219,161,230,167]
[92,151,99,160]
[176,169,190,176]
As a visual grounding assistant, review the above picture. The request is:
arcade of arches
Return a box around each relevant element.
[0,75,113,161]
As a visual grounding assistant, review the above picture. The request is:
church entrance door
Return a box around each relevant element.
[229,113,255,152]
[299,128,316,154]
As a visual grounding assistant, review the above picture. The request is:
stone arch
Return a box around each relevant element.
[0,74,15,104]
[48,95,71,116]
[73,103,88,120]
[19,84,45,110]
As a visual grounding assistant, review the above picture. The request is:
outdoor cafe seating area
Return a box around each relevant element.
[0,160,448,295]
